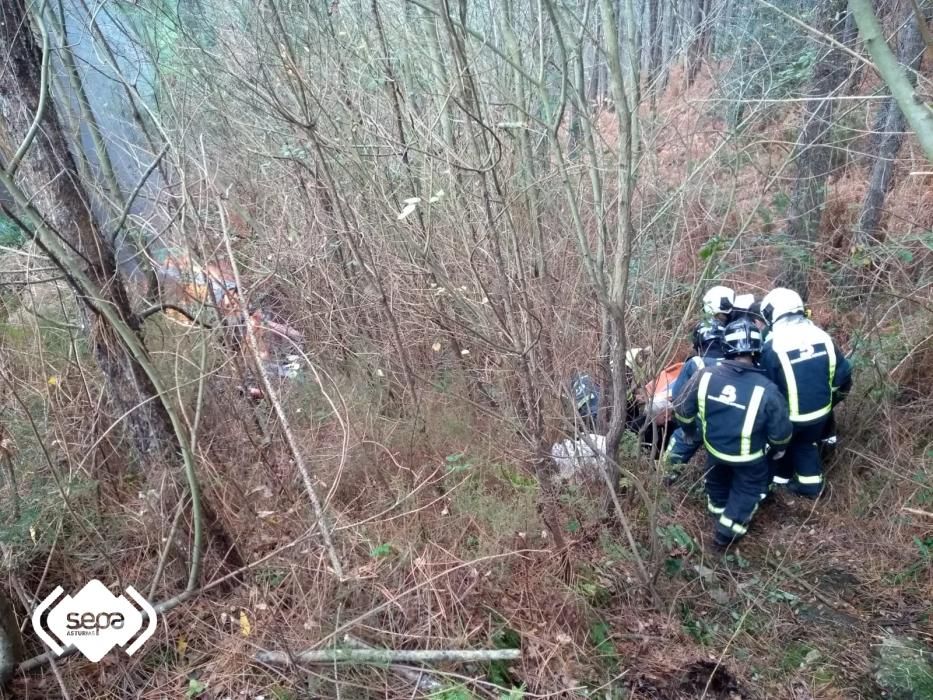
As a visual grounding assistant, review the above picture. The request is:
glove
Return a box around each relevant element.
[662,462,683,486]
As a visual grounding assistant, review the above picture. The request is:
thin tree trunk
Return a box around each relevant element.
[849,0,933,163]
[641,0,660,96]
[0,589,24,688]
[568,0,588,155]
[599,0,635,481]
[422,7,455,147]
[686,0,713,85]
[780,0,853,295]
[640,0,651,87]
[256,647,522,666]
[650,0,662,85]
[658,0,673,92]
[855,8,925,246]
[587,6,602,105]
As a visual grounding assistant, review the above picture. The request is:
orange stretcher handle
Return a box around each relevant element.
[644,362,684,398]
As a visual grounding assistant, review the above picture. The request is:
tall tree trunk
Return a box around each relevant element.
[780,0,854,295]
[640,0,651,86]
[641,0,660,96]
[658,0,674,92]
[855,7,925,246]
[0,0,173,470]
[649,0,662,81]
[599,0,636,481]
[850,0,933,162]
[686,0,713,85]
[418,6,457,148]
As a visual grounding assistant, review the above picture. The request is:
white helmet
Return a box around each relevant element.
[624,346,650,370]
[732,293,755,312]
[702,286,735,316]
[761,288,804,324]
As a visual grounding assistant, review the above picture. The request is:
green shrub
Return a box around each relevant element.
[874,635,933,700]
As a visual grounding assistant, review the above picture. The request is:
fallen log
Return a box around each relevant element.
[254,647,521,666]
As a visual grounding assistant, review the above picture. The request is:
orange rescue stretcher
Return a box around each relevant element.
[642,361,685,426]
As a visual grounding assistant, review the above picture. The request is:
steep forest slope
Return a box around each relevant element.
[0,0,932,698]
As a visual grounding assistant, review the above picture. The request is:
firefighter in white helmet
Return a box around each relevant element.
[759,288,852,497]
[702,286,735,324]
[675,319,792,549]
[731,294,769,340]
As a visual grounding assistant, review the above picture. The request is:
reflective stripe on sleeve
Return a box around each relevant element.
[697,372,712,428]
[793,405,832,422]
[696,372,711,448]
[770,432,792,445]
[776,350,799,416]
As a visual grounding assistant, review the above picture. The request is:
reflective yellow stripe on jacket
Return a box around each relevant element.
[740,386,765,456]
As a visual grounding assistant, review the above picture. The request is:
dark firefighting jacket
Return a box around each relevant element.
[760,317,853,425]
[675,360,792,463]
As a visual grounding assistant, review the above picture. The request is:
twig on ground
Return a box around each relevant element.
[255,647,521,666]
[341,635,443,691]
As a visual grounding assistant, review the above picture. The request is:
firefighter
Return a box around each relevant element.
[568,353,643,438]
[702,285,735,324]
[729,293,755,321]
[663,319,726,481]
[730,295,771,341]
[569,371,600,433]
[675,319,792,549]
[759,288,852,497]
[747,301,767,331]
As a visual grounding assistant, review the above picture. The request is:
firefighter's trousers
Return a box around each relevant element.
[771,419,827,497]
[705,456,770,544]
